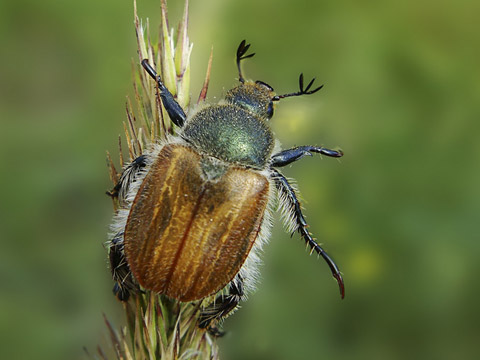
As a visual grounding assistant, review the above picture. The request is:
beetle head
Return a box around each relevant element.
[225,80,276,120]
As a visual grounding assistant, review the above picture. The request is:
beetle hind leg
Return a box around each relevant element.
[106,154,149,205]
[108,232,138,301]
[198,275,245,333]
[272,169,345,299]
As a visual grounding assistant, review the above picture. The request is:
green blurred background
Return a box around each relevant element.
[1,0,479,359]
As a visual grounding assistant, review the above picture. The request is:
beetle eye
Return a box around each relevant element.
[255,80,274,91]
[267,101,274,119]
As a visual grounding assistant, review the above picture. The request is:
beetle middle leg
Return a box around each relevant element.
[198,274,245,333]
[271,169,345,298]
[271,145,343,168]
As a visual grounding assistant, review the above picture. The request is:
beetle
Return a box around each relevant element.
[108,40,344,329]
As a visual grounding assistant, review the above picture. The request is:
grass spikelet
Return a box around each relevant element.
[101,0,218,359]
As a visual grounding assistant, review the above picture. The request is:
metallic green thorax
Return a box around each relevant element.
[182,83,275,168]
[182,105,274,168]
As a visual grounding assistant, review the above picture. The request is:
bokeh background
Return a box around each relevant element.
[1,0,479,359]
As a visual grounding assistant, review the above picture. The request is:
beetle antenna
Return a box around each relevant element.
[236,40,255,83]
[272,73,324,101]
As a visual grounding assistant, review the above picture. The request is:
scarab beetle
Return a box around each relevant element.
[108,40,344,328]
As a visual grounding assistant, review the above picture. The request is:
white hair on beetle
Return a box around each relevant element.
[234,170,276,298]
[108,135,189,243]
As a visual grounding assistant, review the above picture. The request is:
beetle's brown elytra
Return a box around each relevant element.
[124,144,269,301]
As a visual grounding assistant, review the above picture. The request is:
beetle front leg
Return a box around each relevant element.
[271,145,343,168]
[198,275,245,334]
[141,60,187,128]
[271,169,345,298]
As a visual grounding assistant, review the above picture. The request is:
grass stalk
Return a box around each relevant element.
[101,1,218,359]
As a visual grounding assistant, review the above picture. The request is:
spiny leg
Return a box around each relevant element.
[109,232,138,301]
[271,169,345,298]
[271,146,343,168]
[141,59,187,127]
[106,155,148,300]
[106,154,148,205]
[198,275,245,334]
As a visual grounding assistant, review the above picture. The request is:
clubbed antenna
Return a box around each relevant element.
[236,40,255,83]
[272,73,324,101]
